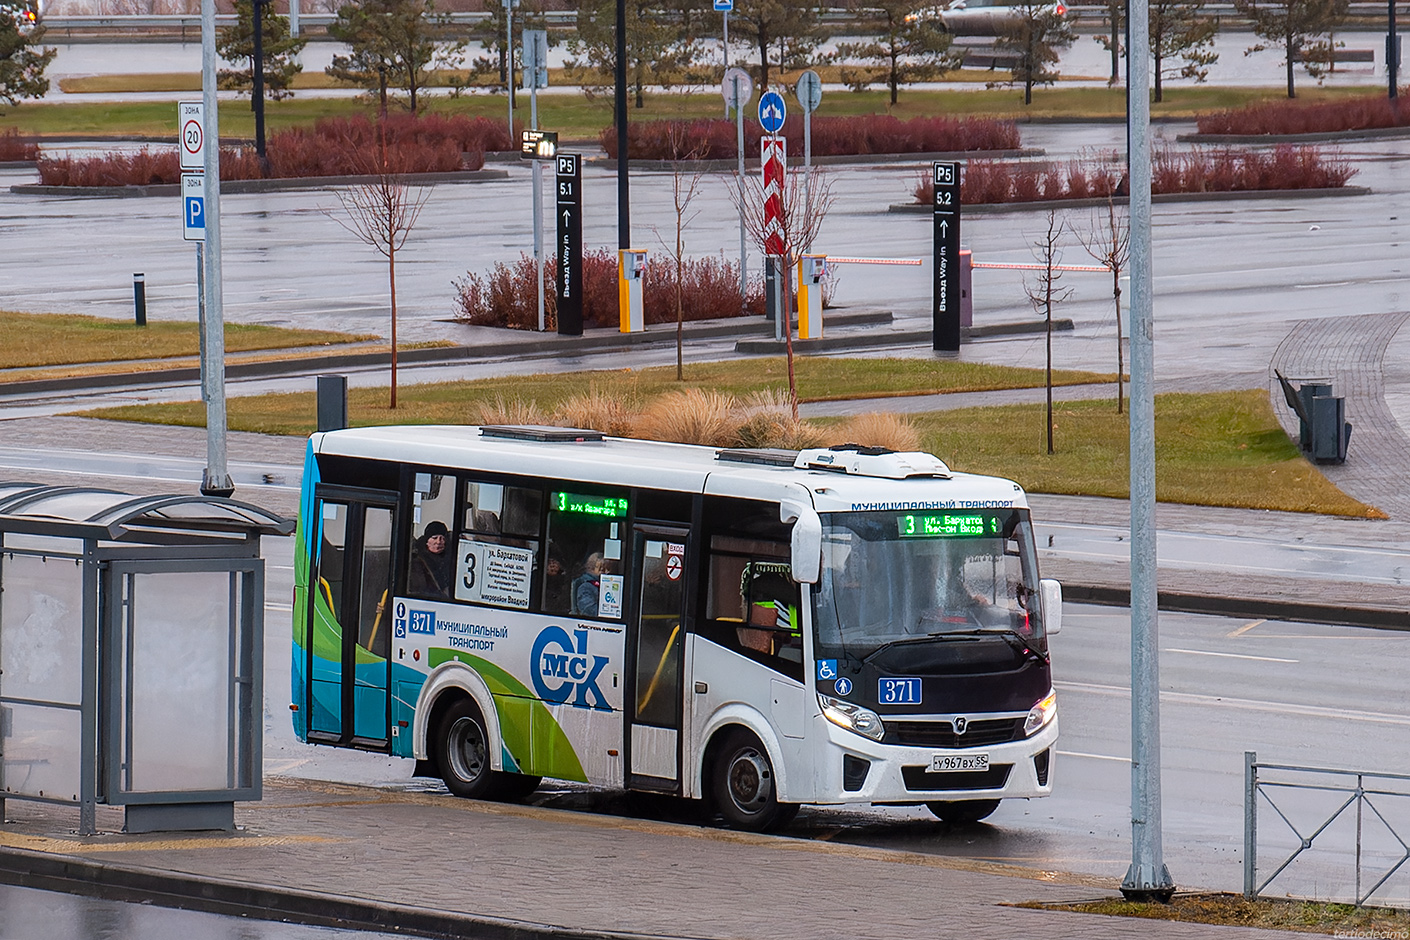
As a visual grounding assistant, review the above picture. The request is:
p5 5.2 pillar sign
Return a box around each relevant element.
[556,152,583,336]
[932,161,961,352]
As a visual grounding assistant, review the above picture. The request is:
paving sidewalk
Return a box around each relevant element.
[0,777,1305,940]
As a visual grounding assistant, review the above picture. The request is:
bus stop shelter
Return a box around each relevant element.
[0,483,293,834]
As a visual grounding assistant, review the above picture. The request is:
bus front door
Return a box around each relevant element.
[627,528,689,791]
[307,489,397,748]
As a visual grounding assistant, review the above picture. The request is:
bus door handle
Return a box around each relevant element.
[695,681,708,694]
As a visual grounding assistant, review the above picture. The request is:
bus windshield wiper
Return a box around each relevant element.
[933,628,1045,660]
[860,631,980,664]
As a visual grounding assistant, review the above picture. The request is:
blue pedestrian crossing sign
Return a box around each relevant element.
[713,0,732,9]
[182,173,205,241]
[758,90,786,133]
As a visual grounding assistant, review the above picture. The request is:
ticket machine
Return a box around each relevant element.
[619,249,647,333]
[797,254,826,339]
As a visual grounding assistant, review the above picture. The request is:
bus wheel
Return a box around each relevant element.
[499,773,542,801]
[927,799,1001,824]
[711,730,797,832]
[436,699,496,799]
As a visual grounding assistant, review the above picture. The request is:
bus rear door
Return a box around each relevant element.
[626,526,690,791]
[306,487,398,749]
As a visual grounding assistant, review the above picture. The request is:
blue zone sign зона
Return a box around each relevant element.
[182,173,205,241]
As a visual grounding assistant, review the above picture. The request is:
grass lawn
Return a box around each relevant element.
[1026,893,1410,935]
[908,389,1379,517]
[0,311,375,370]
[72,357,1116,433]
[0,84,1387,142]
[69,359,1373,517]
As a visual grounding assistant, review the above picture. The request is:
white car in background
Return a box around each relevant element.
[908,0,1070,35]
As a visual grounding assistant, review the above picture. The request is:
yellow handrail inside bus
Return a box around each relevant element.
[366,588,389,651]
[318,576,336,613]
[637,623,681,714]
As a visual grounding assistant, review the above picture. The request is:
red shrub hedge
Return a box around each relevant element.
[0,128,38,162]
[36,114,489,186]
[1197,94,1410,136]
[911,146,1353,205]
[602,114,1020,160]
[453,250,767,331]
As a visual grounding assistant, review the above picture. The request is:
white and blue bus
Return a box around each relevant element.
[292,425,1062,831]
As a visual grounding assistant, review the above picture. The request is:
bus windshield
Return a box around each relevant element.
[812,509,1044,660]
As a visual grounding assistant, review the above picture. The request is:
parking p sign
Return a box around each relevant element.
[182,173,205,241]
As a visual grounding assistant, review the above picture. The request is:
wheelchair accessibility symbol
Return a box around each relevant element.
[834,677,853,696]
[816,659,837,681]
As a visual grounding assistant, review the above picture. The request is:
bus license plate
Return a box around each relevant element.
[930,753,989,773]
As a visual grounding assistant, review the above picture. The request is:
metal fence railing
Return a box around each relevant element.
[1246,751,1410,908]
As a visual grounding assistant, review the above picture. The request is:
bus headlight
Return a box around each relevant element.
[819,694,885,741]
[1024,690,1057,737]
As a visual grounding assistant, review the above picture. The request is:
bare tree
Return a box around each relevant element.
[651,125,708,382]
[728,165,836,418]
[1076,196,1130,413]
[324,134,432,409]
[1025,210,1073,455]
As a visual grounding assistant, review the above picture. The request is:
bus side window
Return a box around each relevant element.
[407,473,456,600]
[546,488,628,619]
[703,540,802,678]
[456,480,543,611]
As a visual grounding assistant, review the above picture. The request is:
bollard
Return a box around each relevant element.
[317,375,348,432]
[133,273,147,326]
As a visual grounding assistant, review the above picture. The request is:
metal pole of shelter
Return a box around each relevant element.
[1121,0,1173,903]
[615,0,629,249]
[201,0,233,497]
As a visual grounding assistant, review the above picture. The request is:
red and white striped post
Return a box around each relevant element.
[762,134,786,256]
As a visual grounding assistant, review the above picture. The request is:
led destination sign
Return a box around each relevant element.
[552,491,628,517]
[897,512,998,538]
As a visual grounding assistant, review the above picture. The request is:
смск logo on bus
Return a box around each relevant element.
[531,626,610,711]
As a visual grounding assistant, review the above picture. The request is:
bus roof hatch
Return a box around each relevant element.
[795,445,952,480]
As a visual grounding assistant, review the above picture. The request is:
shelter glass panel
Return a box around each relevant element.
[124,570,234,794]
[0,702,81,801]
[0,552,84,706]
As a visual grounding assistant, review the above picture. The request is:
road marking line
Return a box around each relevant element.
[1227,619,1266,638]
[1057,749,1130,763]
[1056,680,1410,726]
[1163,647,1296,663]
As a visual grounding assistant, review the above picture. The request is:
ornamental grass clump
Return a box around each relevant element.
[1197,93,1410,136]
[552,386,640,437]
[830,412,921,453]
[635,389,739,446]
[0,129,38,162]
[604,114,1019,160]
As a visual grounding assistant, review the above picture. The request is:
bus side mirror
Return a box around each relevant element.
[780,499,821,584]
[1039,578,1062,636]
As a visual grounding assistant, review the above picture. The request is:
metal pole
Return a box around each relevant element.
[1390,0,1399,99]
[506,0,514,143]
[722,11,729,118]
[804,107,812,229]
[615,0,629,249]
[1120,0,1171,902]
[197,243,207,398]
[251,0,267,171]
[201,0,233,497]
[736,76,747,306]
[288,0,298,37]
[1243,751,1257,899]
[532,82,544,331]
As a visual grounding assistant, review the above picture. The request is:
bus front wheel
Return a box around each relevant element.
[711,730,798,832]
[927,799,1001,824]
[436,698,498,799]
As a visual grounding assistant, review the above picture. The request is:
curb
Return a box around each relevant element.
[1179,125,1410,145]
[888,186,1372,214]
[0,845,672,940]
[0,310,897,397]
[593,149,1043,171]
[1063,583,1410,630]
[734,318,1073,354]
[10,168,509,197]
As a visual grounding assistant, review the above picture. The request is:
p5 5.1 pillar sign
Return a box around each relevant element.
[932,161,961,352]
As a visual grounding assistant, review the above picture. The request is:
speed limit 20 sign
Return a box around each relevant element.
[178,101,205,171]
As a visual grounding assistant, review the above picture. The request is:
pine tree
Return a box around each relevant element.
[730,0,827,90]
[834,0,960,105]
[567,0,699,108]
[1150,0,1218,102]
[326,0,456,116]
[217,0,308,101]
[991,0,1075,105]
[0,5,55,106]
[1234,0,1348,98]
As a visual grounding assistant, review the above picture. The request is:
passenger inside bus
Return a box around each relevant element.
[571,552,615,617]
[542,546,571,612]
[408,520,453,598]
